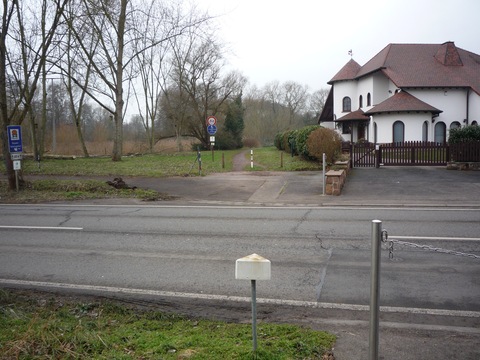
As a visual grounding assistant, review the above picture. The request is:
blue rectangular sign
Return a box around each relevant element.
[7,125,23,153]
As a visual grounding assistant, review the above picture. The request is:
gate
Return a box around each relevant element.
[351,142,376,167]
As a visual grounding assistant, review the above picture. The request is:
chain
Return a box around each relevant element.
[381,230,480,260]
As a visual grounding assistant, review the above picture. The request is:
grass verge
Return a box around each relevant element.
[0,179,169,203]
[0,289,335,359]
[0,147,322,203]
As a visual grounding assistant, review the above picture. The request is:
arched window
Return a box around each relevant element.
[472,121,478,126]
[422,121,429,142]
[359,95,363,108]
[450,121,461,129]
[434,122,446,144]
[393,121,404,143]
[342,97,351,112]
[367,93,371,106]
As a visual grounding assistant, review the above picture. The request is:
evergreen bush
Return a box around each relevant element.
[448,125,480,144]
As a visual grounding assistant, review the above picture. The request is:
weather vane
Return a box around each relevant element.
[348,49,353,58]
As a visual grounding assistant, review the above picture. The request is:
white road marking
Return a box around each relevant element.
[0,225,83,231]
[1,278,479,319]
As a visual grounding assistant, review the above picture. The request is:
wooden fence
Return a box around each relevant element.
[351,141,480,167]
[449,141,480,162]
[379,141,449,166]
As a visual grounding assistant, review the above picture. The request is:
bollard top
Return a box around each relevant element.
[235,253,271,280]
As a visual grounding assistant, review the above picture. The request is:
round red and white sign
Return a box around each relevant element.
[207,116,217,126]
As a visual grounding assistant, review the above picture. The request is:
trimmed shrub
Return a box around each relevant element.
[448,125,480,144]
[295,125,321,159]
[306,127,343,164]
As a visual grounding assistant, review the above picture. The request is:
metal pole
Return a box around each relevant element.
[197,147,202,176]
[369,219,382,360]
[251,279,257,352]
[322,153,326,195]
[15,170,19,192]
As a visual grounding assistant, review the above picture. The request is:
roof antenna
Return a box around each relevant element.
[348,49,353,58]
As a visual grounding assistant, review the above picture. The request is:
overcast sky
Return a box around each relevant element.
[196,0,480,92]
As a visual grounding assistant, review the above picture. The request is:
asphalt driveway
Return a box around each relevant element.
[124,166,480,207]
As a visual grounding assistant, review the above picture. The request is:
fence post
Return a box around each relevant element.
[369,220,382,360]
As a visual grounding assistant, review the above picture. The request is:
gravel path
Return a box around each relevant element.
[232,150,249,171]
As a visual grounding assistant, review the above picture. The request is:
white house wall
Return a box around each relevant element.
[372,73,390,106]
[333,81,358,119]
[372,113,432,143]
[469,91,480,124]
[409,89,466,125]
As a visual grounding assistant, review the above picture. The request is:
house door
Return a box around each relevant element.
[358,122,366,141]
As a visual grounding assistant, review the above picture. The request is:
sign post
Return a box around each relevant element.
[206,116,217,162]
[7,125,23,191]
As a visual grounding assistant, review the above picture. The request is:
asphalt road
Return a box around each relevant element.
[1,166,480,359]
[0,204,479,359]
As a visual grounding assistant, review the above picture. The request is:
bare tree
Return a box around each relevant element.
[167,31,246,148]
[131,1,209,152]
[282,81,308,127]
[309,88,329,118]
[0,0,68,189]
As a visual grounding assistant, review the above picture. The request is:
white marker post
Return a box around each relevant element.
[235,254,271,352]
[250,149,254,169]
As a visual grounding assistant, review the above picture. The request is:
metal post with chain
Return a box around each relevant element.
[381,230,480,260]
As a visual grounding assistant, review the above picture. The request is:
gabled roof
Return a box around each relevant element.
[336,108,370,122]
[365,91,442,115]
[330,42,480,95]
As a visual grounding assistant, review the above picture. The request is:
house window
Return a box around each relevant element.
[342,97,351,112]
[393,121,404,143]
[422,121,428,142]
[450,121,461,129]
[359,95,363,108]
[434,122,446,144]
[472,121,478,126]
[367,93,371,106]
[342,122,351,134]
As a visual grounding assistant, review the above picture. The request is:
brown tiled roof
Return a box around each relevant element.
[331,42,480,95]
[328,59,361,84]
[365,91,442,115]
[336,108,370,122]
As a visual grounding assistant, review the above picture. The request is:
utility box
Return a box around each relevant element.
[235,253,271,280]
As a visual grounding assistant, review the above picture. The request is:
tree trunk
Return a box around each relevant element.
[0,5,14,189]
[111,0,127,162]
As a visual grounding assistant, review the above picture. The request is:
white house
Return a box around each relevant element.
[319,42,480,144]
